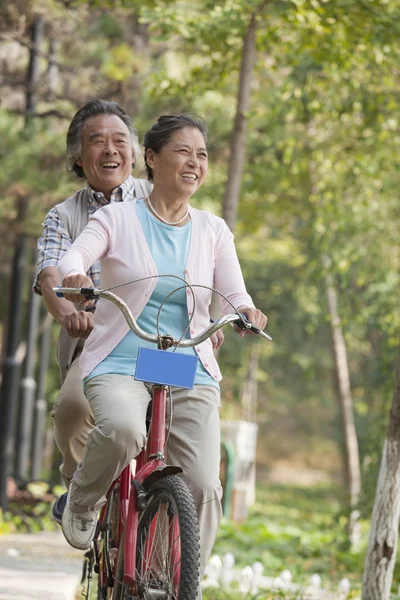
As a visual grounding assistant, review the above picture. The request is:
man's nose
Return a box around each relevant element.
[103,141,117,154]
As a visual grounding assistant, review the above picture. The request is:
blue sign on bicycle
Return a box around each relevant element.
[135,347,198,389]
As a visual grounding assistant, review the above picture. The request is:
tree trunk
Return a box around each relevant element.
[222,11,257,232]
[362,344,400,599]
[25,15,44,124]
[241,344,261,422]
[307,124,361,543]
[212,8,261,319]
[323,258,361,545]
[47,38,59,100]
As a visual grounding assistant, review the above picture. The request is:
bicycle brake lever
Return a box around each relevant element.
[235,314,272,341]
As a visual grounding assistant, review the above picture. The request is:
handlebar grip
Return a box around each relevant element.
[80,287,97,299]
[54,286,97,300]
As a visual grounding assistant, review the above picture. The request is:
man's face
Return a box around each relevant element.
[77,114,134,198]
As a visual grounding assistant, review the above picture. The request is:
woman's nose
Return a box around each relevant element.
[187,154,199,167]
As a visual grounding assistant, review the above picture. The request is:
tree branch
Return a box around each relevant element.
[0,33,76,74]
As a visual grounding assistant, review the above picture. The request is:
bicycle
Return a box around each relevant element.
[55,282,271,600]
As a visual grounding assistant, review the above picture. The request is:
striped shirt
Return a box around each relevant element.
[34,176,137,294]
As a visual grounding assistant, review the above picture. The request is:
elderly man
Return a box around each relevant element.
[34,99,153,520]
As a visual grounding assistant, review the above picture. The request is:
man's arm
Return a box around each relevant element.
[40,266,76,324]
[40,267,94,338]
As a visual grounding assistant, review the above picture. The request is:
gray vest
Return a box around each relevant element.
[55,178,152,383]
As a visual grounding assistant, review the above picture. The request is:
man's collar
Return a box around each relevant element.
[86,175,135,205]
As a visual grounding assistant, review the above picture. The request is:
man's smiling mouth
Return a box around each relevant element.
[100,162,120,169]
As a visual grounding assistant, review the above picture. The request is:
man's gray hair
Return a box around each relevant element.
[66,99,141,178]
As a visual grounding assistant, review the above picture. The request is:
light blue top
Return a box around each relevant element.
[86,198,219,390]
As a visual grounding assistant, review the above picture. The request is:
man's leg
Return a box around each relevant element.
[51,354,95,487]
[165,385,223,597]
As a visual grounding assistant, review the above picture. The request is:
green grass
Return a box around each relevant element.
[212,483,366,594]
[203,589,305,600]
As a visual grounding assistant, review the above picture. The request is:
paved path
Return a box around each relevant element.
[0,531,84,600]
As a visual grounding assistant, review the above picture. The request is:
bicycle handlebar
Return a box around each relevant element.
[53,287,272,343]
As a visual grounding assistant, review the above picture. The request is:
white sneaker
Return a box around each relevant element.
[61,488,97,551]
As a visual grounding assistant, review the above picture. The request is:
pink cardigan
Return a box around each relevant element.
[58,201,255,381]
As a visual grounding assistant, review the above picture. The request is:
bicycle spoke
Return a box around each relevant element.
[120,476,199,600]
[136,496,181,598]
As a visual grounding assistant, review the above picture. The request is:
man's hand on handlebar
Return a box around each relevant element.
[235,306,268,338]
[61,274,96,307]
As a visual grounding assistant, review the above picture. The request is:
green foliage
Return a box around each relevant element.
[0,482,63,535]
[1,0,399,530]
[213,483,400,594]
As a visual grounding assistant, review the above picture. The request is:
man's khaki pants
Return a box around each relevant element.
[51,354,95,487]
[64,373,223,581]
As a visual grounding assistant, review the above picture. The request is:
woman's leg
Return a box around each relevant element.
[164,385,223,582]
[62,375,151,549]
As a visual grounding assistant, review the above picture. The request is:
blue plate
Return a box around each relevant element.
[135,347,198,389]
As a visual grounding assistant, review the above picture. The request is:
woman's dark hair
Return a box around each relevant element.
[143,114,208,181]
[66,99,140,178]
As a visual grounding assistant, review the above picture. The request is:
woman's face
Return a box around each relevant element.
[146,127,208,198]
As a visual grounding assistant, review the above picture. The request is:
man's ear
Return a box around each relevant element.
[76,157,82,167]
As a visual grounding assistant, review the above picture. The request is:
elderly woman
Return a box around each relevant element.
[58,115,267,577]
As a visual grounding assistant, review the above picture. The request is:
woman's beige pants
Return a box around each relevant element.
[52,363,222,581]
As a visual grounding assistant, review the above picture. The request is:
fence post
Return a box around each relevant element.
[221,439,236,517]
[31,313,52,480]
[15,284,41,480]
[0,197,29,511]
[220,420,258,522]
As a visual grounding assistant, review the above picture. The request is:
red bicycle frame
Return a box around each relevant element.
[121,384,173,586]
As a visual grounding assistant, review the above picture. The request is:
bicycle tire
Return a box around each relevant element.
[116,475,200,600]
[97,485,121,600]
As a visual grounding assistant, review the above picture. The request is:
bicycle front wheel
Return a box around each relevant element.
[120,474,200,600]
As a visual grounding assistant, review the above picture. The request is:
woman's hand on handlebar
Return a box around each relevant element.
[61,274,96,307]
[235,306,268,338]
[210,329,224,350]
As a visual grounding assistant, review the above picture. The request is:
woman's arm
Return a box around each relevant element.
[214,222,268,334]
[214,223,255,313]
[58,211,110,304]
[58,213,110,279]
